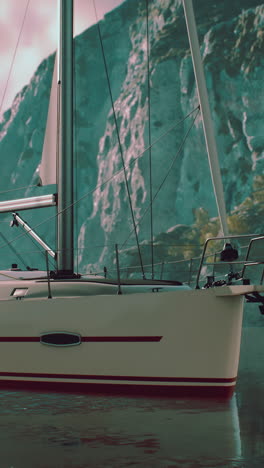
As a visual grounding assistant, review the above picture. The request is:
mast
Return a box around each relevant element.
[182,0,229,237]
[57,0,74,275]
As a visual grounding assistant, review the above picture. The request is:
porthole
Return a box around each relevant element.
[40,332,81,347]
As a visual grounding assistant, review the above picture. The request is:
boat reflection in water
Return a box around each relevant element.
[1,329,264,468]
[236,325,264,466]
[0,390,242,467]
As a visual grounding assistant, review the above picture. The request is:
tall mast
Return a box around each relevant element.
[57,0,74,275]
[182,0,229,237]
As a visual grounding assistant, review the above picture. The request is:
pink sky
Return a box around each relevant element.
[0,0,124,117]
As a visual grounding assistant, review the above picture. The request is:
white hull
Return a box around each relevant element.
[0,280,254,397]
[1,0,262,402]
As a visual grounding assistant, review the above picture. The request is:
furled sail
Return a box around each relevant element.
[38,54,59,186]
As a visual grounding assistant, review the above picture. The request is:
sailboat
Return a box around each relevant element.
[0,0,263,398]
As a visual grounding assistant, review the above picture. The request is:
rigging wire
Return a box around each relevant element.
[0,107,200,254]
[146,0,154,279]
[0,0,31,115]
[73,49,79,274]
[0,184,39,195]
[121,107,201,249]
[0,1,203,273]
[0,232,28,270]
[0,111,189,198]
[55,75,61,269]
[14,222,57,270]
[92,0,146,279]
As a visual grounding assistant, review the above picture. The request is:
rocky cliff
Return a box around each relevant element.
[0,0,263,280]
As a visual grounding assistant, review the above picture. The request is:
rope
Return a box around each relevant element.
[0,232,28,269]
[55,75,61,261]
[0,184,39,196]
[73,45,78,274]
[93,1,146,279]
[0,108,200,254]
[121,107,201,248]
[146,0,154,278]
[15,222,57,270]
[0,0,31,115]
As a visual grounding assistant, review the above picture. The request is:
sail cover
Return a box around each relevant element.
[38,54,59,186]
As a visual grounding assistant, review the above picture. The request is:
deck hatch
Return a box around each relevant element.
[40,332,81,347]
[11,288,28,298]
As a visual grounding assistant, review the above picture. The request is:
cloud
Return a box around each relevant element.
[0,0,124,116]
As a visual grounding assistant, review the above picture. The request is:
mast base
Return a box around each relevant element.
[51,270,81,280]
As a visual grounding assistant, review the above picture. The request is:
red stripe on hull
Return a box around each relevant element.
[0,379,235,399]
[0,336,162,343]
[0,337,39,342]
[0,372,236,384]
[82,336,163,342]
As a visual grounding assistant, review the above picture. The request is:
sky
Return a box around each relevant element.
[0,0,124,118]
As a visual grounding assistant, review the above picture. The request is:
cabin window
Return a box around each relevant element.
[40,332,81,347]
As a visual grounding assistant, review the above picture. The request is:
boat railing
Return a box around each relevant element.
[195,233,264,289]
[71,234,264,288]
[1,233,263,291]
[79,249,202,286]
[241,235,264,283]
[86,235,264,289]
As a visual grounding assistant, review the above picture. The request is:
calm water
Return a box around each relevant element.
[1,327,264,468]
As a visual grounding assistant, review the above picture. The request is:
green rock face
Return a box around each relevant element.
[0,0,263,276]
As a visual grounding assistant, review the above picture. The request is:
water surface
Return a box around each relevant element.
[0,327,264,468]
